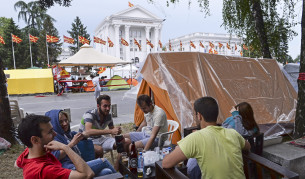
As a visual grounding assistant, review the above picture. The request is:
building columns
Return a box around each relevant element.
[114,24,120,58]
[145,26,151,55]
[125,25,130,61]
[154,27,159,52]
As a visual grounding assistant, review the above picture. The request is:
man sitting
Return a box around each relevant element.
[15,114,94,179]
[123,94,168,151]
[162,96,250,179]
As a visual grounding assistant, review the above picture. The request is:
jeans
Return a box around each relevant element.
[73,158,116,176]
[187,158,202,179]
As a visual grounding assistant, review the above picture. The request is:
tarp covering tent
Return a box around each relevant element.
[58,44,129,67]
[4,69,54,94]
[106,75,130,90]
[134,52,297,144]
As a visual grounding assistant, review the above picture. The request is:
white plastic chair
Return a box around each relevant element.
[158,120,179,148]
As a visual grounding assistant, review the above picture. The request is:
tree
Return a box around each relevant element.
[67,16,90,54]
[39,0,72,8]
[14,1,55,30]
[0,57,15,144]
[37,16,62,67]
[294,55,300,63]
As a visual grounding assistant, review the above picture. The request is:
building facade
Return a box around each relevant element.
[94,5,164,63]
[166,32,243,56]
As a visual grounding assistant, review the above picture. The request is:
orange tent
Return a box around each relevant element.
[134,52,296,143]
[127,78,138,86]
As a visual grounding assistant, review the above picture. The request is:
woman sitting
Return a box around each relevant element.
[222,102,259,137]
[45,109,116,177]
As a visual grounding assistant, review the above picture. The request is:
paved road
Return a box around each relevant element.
[10,90,136,130]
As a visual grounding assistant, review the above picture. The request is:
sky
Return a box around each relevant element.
[0,0,302,59]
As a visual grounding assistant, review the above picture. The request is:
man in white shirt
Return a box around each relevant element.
[90,74,101,101]
[123,94,168,151]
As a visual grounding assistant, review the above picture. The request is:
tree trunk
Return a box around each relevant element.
[0,57,15,144]
[250,0,272,58]
[294,0,305,139]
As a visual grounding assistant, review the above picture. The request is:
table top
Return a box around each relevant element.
[119,160,155,179]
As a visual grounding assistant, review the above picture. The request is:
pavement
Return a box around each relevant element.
[10,90,136,130]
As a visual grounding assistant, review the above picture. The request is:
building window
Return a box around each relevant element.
[135,48,137,52]
[130,40,133,47]
[133,31,137,38]
[130,31,132,37]
[137,31,141,37]
[119,30,122,37]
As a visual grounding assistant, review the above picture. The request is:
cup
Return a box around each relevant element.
[121,152,129,167]
[177,161,183,168]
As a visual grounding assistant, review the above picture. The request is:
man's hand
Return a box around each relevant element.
[44,141,66,152]
[70,133,84,146]
[111,126,121,135]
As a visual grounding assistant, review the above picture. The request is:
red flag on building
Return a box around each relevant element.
[128,2,134,7]
[108,37,114,47]
[121,37,129,46]
[243,44,248,50]
[78,36,89,44]
[64,35,74,44]
[46,34,59,43]
[159,40,162,49]
[199,41,204,48]
[226,43,231,50]
[180,41,182,50]
[134,38,141,51]
[208,48,213,54]
[12,34,22,43]
[98,67,106,74]
[240,50,243,56]
[169,40,172,51]
[0,36,5,44]
[29,34,38,43]
[209,41,214,48]
[94,36,106,45]
[146,39,154,48]
[218,42,223,48]
[190,41,196,49]
[235,44,237,51]
[214,49,218,54]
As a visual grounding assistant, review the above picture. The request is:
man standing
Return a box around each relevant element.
[162,97,250,179]
[90,74,101,101]
[124,94,168,151]
[15,114,94,179]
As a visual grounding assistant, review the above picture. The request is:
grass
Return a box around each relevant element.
[0,123,134,179]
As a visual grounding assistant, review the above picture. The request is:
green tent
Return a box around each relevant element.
[106,75,130,90]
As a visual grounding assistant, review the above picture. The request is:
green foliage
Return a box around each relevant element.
[39,0,72,8]
[37,16,62,67]
[67,16,90,54]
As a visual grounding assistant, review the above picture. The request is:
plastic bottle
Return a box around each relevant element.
[137,152,144,178]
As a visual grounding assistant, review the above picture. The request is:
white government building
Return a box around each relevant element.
[94,5,164,63]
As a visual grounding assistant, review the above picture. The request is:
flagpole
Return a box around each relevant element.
[46,34,50,66]
[77,35,79,51]
[29,34,33,67]
[11,33,16,69]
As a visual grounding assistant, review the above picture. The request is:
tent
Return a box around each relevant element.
[127,78,138,86]
[106,75,130,90]
[58,44,129,67]
[134,52,297,144]
[4,69,54,94]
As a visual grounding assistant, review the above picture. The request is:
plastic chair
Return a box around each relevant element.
[158,120,179,148]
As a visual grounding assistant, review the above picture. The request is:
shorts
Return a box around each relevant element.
[129,132,159,149]
[94,90,101,100]
[91,136,115,151]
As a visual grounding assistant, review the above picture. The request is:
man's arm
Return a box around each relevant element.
[136,120,147,132]
[162,146,187,168]
[58,133,84,160]
[45,141,94,179]
[243,140,251,151]
[85,122,120,136]
[144,126,160,151]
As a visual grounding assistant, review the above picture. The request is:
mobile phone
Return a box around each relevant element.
[115,135,125,153]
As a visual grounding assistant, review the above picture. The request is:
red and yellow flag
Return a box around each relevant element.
[235,44,237,51]
[46,35,59,43]
[98,67,106,74]
[208,48,213,54]
[94,36,106,45]
[78,36,89,44]
[12,34,22,43]
[209,41,214,48]
[121,37,129,46]
[29,34,38,43]
[180,41,182,50]
[243,44,248,50]
[199,41,204,48]
[158,40,162,49]
[218,42,223,48]
[64,35,74,44]
[134,38,141,51]
[108,37,114,47]
[214,49,218,54]
[169,40,172,51]
[0,36,5,44]
[226,43,231,50]
[190,41,196,49]
[146,39,154,48]
[128,2,134,7]
[240,51,243,56]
